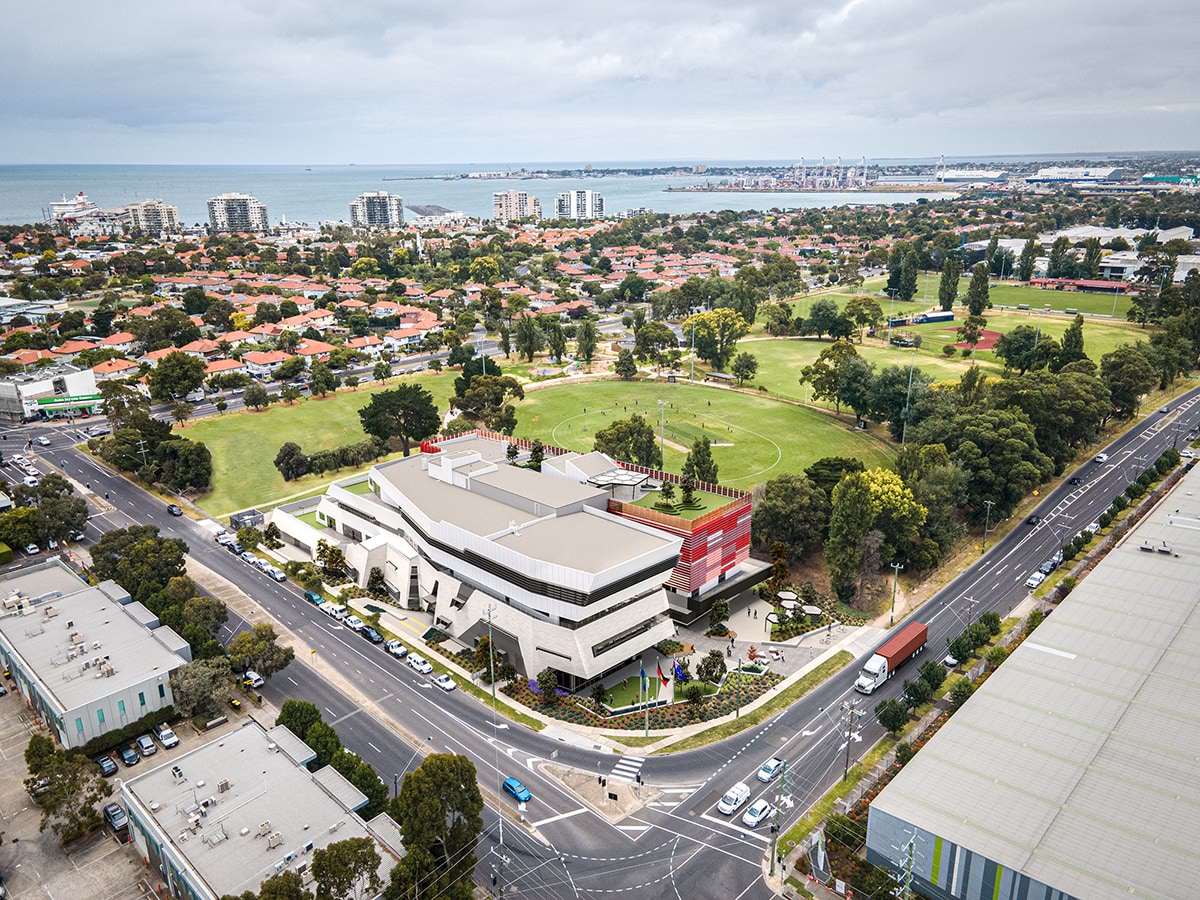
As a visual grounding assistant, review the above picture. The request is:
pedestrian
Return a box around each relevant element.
[708,400,711,406]
[748,607,752,618]
[754,609,758,619]
[727,646,732,658]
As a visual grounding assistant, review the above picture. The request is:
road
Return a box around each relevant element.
[4,386,1197,898]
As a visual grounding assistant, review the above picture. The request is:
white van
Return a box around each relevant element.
[321,603,348,621]
[716,782,751,815]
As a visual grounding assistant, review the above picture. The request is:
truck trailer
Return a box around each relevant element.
[912,310,954,324]
[853,621,928,694]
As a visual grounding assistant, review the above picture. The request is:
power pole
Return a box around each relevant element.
[840,699,865,781]
[889,563,904,627]
[135,439,151,469]
[768,759,790,877]
[900,350,916,445]
[981,499,996,553]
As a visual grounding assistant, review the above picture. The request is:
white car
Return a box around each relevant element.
[1182,449,1196,459]
[384,640,408,659]
[742,798,774,828]
[1086,521,1101,533]
[433,674,456,692]
[36,436,50,446]
[408,654,433,674]
[268,566,287,582]
[22,475,39,487]
[1094,453,1109,463]
[23,543,39,554]
[1025,571,1047,589]
[757,757,785,783]
[344,616,365,632]
[254,557,273,573]
[243,670,265,688]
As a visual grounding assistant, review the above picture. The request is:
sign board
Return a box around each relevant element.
[835,880,846,895]
[607,792,618,801]
[35,393,102,407]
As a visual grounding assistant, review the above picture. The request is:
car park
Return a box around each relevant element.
[344,615,365,632]
[94,755,118,776]
[742,798,773,828]
[384,640,408,659]
[119,746,140,767]
[717,782,751,815]
[103,802,128,831]
[136,734,157,757]
[167,504,183,516]
[1025,571,1046,589]
[502,776,531,803]
[361,626,384,644]
[1094,452,1109,463]
[433,673,456,691]
[757,757,785,783]
[154,723,179,748]
[304,590,324,605]
[408,654,433,674]
[243,670,265,688]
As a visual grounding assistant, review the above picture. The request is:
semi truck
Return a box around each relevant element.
[911,310,954,325]
[853,621,928,694]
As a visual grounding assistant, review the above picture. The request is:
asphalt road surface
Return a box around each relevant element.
[5,385,1197,899]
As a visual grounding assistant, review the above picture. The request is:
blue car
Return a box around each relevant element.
[502,776,531,803]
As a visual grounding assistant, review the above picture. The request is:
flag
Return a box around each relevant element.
[674,659,687,683]
[639,664,647,692]
[657,662,669,686]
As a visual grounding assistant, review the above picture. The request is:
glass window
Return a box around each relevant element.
[76,717,84,734]
[97,709,105,725]
[158,684,166,699]
[139,691,146,707]
[118,700,126,716]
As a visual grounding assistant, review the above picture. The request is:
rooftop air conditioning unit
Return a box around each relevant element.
[258,821,272,837]
[274,862,284,875]
[189,815,202,832]
[92,641,101,650]
[283,852,296,864]
[267,832,283,849]
[217,779,231,793]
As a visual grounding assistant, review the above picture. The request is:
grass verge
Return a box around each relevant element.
[654,651,853,754]
[609,734,663,749]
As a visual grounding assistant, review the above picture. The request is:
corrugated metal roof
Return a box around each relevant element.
[872,464,1200,900]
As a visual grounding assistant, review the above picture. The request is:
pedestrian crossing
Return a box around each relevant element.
[608,755,645,784]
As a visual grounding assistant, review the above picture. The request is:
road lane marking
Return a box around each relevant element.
[530,807,588,828]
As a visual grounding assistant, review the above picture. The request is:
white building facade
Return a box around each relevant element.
[207,193,270,233]
[492,190,542,223]
[349,191,405,228]
[555,190,604,220]
[125,199,181,236]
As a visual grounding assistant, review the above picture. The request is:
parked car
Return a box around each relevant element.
[243,670,265,688]
[1094,452,1110,463]
[941,652,959,668]
[22,476,39,487]
[384,640,408,659]
[239,551,258,565]
[502,776,531,803]
[68,529,86,542]
[1182,449,1196,459]
[254,557,273,573]
[154,723,179,748]
[135,735,157,757]
[742,798,774,828]
[344,615,365,632]
[103,802,128,831]
[166,504,183,516]
[1087,521,1101,533]
[756,757,785,783]
[94,755,118,776]
[1025,571,1047,589]
[1039,558,1058,575]
[118,746,140,767]
[717,782,751,815]
[361,626,384,644]
[408,654,433,674]
[304,590,324,605]
[433,673,456,691]
[23,544,38,555]
[215,529,230,543]
[227,541,244,554]
[268,566,287,582]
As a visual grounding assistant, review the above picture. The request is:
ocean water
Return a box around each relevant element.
[0,163,955,226]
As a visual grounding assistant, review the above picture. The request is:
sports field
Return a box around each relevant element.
[513,380,894,486]
[908,272,1134,318]
[186,371,455,515]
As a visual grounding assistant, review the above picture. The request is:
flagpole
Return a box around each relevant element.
[644,659,652,738]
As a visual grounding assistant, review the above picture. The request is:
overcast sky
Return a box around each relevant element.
[3,0,1196,165]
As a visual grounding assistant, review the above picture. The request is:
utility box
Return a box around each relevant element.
[230,509,265,530]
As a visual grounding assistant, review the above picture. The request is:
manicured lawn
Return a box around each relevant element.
[630,488,728,519]
[911,272,1134,318]
[514,381,894,486]
[340,479,376,495]
[295,510,323,528]
[604,675,666,708]
[185,371,455,516]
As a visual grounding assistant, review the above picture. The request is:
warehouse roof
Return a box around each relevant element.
[871,464,1200,900]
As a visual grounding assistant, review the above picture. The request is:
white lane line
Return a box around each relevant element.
[529,807,589,828]
[615,825,650,833]
[367,742,382,754]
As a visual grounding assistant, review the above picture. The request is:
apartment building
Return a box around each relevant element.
[0,560,189,749]
[207,193,270,233]
[125,199,181,236]
[349,191,404,229]
[492,190,542,223]
[555,189,604,220]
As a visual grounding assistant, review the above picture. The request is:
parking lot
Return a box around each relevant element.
[0,685,254,900]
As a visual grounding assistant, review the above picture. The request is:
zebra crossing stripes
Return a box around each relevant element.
[608,756,645,783]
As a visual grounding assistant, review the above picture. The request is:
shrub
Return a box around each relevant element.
[903,677,932,710]
[80,706,177,757]
[979,611,1001,636]
[655,639,685,655]
[986,645,1009,668]
[941,345,957,357]
[895,741,916,765]
[825,813,867,851]
[1025,609,1045,632]
[947,678,973,711]
[1098,511,1113,529]
[1057,575,1077,599]
[918,659,946,693]
[1062,545,1078,562]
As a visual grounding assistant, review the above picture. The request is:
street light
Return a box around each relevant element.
[981,499,996,553]
[889,563,904,627]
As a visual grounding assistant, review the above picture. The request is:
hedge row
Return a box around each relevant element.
[80,705,177,758]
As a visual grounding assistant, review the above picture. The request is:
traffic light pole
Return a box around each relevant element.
[769,760,789,877]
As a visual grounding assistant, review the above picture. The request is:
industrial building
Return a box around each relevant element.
[349,191,404,229]
[207,193,270,233]
[0,362,99,424]
[0,560,190,749]
[866,464,1200,900]
[1027,166,1123,183]
[122,720,401,900]
[270,431,759,689]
